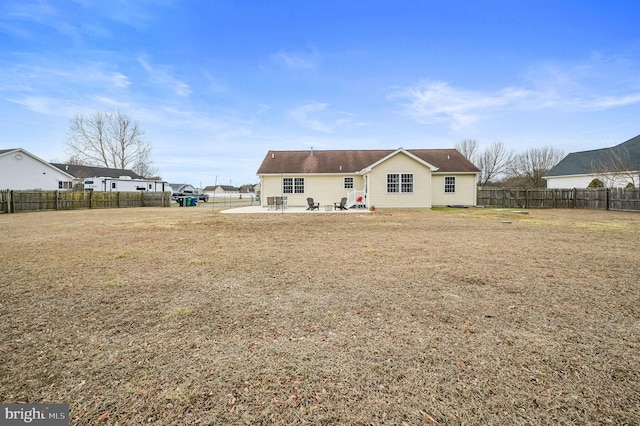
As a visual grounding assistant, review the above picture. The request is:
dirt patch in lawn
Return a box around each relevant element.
[1,207,639,424]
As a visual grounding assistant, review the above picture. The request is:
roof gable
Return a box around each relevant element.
[546,135,640,177]
[1,148,75,179]
[256,149,480,175]
[169,183,196,192]
[362,148,439,172]
[203,185,237,191]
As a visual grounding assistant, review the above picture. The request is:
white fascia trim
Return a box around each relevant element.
[360,148,439,173]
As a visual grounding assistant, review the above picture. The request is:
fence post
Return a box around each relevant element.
[606,188,610,210]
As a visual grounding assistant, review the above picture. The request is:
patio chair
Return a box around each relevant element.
[306,197,320,210]
[334,197,348,210]
[275,196,286,210]
[267,196,275,210]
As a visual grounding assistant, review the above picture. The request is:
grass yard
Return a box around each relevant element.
[0,207,639,425]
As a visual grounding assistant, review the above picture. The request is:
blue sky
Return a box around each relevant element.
[2,1,640,186]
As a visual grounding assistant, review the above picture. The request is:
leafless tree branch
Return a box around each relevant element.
[65,110,157,177]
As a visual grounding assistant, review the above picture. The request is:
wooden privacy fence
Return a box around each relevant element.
[477,188,640,212]
[0,190,171,213]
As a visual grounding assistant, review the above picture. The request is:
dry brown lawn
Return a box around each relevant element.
[0,207,639,425]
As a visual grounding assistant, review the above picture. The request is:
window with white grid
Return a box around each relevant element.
[387,173,413,193]
[444,176,456,193]
[283,177,305,194]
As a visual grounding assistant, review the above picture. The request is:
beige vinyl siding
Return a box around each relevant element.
[431,174,477,206]
[260,174,364,207]
[367,152,432,209]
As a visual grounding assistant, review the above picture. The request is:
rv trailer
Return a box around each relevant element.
[83,176,168,192]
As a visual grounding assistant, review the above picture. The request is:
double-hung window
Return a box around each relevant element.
[283,177,305,194]
[387,173,413,193]
[444,176,456,193]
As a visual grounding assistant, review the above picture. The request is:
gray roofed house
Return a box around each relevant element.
[169,183,197,193]
[257,148,480,209]
[51,163,144,180]
[203,185,238,194]
[544,135,640,188]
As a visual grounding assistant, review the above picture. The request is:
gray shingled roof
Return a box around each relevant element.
[545,135,640,177]
[50,163,143,179]
[256,149,480,175]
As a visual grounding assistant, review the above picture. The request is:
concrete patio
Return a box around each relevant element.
[219,205,371,214]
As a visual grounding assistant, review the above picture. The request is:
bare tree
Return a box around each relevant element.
[66,110,157,177]
[455,140,514,186]
[477,142,514,187]
[508,147,565,187]
[590,145,638,188]
[454,139,480,165]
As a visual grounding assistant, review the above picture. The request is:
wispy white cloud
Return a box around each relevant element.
[288,102,352,133]
[590,93,640,109]
[523,54,640,111]
[271,48,319,70]
[393,81,530,129]
[8,95,82,117]
[0,61,131,95]
[1,0,177,41]
[395,53,640,130]
[1,1,105,40]
[138,56,192,97]
[3,0,59,22]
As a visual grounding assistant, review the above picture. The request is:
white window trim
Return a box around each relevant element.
[283,177,305,194]
[444,176,456,193]
[387,173,414,193]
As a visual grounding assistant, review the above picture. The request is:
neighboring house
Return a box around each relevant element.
[169,183,197,194]
[0,148,74,191]
[203,185,238,195]
[256,148,480,209]
[544,135,640,189]
[51,163,143,187]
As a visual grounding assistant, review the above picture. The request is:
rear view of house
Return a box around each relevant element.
[257,148,480,209]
